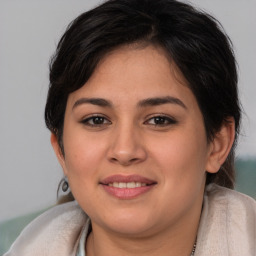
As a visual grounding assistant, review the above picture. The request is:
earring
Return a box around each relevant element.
[62,177,69,192]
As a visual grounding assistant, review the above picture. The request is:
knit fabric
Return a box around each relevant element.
[4,184,256,256]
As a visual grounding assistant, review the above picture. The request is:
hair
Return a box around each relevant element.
[45,0,241,201]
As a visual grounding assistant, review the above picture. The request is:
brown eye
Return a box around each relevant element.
[145,116,177,126]
[81,115,111,126]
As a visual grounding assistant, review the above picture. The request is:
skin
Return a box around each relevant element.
[51,45,235,256]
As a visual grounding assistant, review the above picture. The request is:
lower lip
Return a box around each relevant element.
[101,185,154,199]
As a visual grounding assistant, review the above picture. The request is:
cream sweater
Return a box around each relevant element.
[4,184,256,256]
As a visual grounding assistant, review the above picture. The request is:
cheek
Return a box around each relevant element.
[63,136,104,210]
[63,127,106,174]
[149,129,208,182]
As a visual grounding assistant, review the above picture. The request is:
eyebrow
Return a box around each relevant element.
[72,98,112,110]
[72,96,187,110]
[138,96,187,109]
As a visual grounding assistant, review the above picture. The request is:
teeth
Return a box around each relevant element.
[127,182,135,188]
[109,182,147,188]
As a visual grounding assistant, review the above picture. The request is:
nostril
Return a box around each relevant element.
[107,138,147,165]
[109,156,140,166]
[130,157,140,163]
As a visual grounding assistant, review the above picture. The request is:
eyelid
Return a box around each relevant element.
[80,114,112,126]
[144,114,177,126]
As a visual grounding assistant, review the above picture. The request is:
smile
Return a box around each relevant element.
[100,175,157,199]
[108,182,147,188]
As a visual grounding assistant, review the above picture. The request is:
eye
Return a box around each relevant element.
[80,115,111,127]
[145,115,177,126]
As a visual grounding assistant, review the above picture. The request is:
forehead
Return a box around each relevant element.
[67,44,196,109]
[97,44,187,85]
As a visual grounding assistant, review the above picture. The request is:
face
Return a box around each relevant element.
[53,45,214,238]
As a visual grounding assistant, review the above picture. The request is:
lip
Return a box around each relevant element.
[100,174,156,185]
[100,175,157,200]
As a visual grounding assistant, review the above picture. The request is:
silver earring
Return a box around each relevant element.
[62,177,69,192]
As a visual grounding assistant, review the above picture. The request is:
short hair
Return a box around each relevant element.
[45,0,241,189]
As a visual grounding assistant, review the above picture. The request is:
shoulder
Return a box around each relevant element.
[196,184,256,256]
[4,201,88,256]
[206,183,256,214]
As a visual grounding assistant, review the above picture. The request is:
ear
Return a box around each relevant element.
[50,133,68,176]
[206,118,235,174]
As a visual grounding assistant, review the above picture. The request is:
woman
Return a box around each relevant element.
[5,0,256,255]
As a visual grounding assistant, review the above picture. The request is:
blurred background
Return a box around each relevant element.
[0,0,255,229]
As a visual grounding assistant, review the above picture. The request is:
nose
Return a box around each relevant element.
[107,124,147,166]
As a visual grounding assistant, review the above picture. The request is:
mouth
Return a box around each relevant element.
[100,175,157,199]
[100,174,156,187]
[108,182,148,188]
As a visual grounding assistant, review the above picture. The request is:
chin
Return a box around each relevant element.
[95,210,157,237]
[108,221,155,237]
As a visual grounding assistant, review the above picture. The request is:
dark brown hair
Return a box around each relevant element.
[45,0,241,198]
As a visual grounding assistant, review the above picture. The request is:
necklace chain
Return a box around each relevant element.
[190,240,197,256]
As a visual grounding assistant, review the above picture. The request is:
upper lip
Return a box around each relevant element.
[100,175,157,185]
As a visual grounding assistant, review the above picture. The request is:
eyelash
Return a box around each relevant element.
[80,114,177,128]
[80,115,111,127]
[144,115,177,127]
